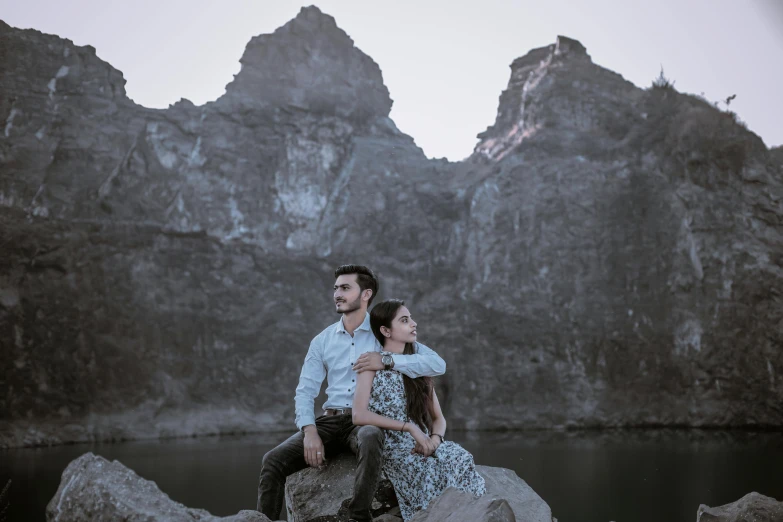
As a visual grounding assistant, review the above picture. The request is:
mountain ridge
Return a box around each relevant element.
[0,7,780,448]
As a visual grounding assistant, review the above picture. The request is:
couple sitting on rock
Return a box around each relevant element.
[257,264,486,522]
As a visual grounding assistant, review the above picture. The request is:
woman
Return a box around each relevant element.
[352,299,486,521]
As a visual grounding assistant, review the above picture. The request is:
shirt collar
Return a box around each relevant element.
[334,312,371,334]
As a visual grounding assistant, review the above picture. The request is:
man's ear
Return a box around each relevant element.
[362,289,373,302]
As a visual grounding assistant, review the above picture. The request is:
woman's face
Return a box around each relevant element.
[387,305,417,344]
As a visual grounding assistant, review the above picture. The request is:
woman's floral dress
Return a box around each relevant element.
[368,370,486,521]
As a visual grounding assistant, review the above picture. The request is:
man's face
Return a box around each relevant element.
[334,274,363,314]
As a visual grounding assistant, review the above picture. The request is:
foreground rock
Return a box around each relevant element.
[285,453,553,522]
[410,489,515,522]
[46,453,269,522]
[696,492,783,521]
[284,453,399,521]
[476,467,553,522]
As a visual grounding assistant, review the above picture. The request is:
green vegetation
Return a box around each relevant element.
[651,66,675,90]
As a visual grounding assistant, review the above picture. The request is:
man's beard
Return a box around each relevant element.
[336,295,362,314]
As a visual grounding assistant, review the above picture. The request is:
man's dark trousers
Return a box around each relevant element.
[257,414,384,522]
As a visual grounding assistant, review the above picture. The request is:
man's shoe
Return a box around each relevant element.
[337,498,373,522]
[337,498,351,519]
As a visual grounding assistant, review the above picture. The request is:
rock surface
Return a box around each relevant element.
[1,6,782,447]
[696,492,783,521]
[284,452,399,522]
[46,452,552,522]
[475,467,552,522]
[284,453,552,522]
[46,452,270,522]
[409,489,515,522]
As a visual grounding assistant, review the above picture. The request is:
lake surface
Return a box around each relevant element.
[2,429,781,522]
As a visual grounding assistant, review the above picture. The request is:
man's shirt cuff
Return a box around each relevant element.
[296,413,316,431]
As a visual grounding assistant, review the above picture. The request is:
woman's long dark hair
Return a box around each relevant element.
[370,299,433,433]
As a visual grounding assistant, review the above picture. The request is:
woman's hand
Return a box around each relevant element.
[429,434,442,453]
[406,423,437,457]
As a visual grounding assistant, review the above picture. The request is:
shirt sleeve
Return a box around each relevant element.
[391,342,446,378]
[294,336,327,430]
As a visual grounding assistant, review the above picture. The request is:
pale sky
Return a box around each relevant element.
[2,0,782,161]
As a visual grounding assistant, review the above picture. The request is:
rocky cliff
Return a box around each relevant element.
[1,6,781,447]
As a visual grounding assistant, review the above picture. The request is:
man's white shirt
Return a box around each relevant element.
[294,312,446,430]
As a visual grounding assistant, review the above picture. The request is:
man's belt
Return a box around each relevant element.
[324,408,352,416]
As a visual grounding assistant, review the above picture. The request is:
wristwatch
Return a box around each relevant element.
[380,351,395,371]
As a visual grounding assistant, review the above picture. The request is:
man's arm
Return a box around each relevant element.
[352,342,446,377]
[391,342,446,378]
[294,336,326,431]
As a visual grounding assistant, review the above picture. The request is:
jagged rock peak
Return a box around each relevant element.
[218,5,393,123]
[507,35,591,75]
[553,35,589,59]
[474,35,636,161]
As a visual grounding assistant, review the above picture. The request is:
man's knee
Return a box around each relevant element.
[357,425,384,451]
[261,430,309,482]
[260,447,285,477]
[260,450,273,476]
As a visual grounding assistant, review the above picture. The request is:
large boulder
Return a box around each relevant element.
[284,454,553,522]
[284,453,399,522]
[477,466,553,522]
[409,489,516,522]
[46,453,269,522]
[696,492,783,522]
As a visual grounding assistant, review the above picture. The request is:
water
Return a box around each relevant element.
[1,429,781,522]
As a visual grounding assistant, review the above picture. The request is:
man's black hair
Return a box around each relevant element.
[334,265,379,306]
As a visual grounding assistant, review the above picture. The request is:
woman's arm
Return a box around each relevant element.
[352,372,438,456]
[429,389,447,442]
[352,371,407,431]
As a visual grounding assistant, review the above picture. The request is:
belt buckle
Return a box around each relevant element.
[334,408,346,415]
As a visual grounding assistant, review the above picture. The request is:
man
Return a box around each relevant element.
[257,264,446,522]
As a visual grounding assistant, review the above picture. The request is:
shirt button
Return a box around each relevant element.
[352,379,355,382]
